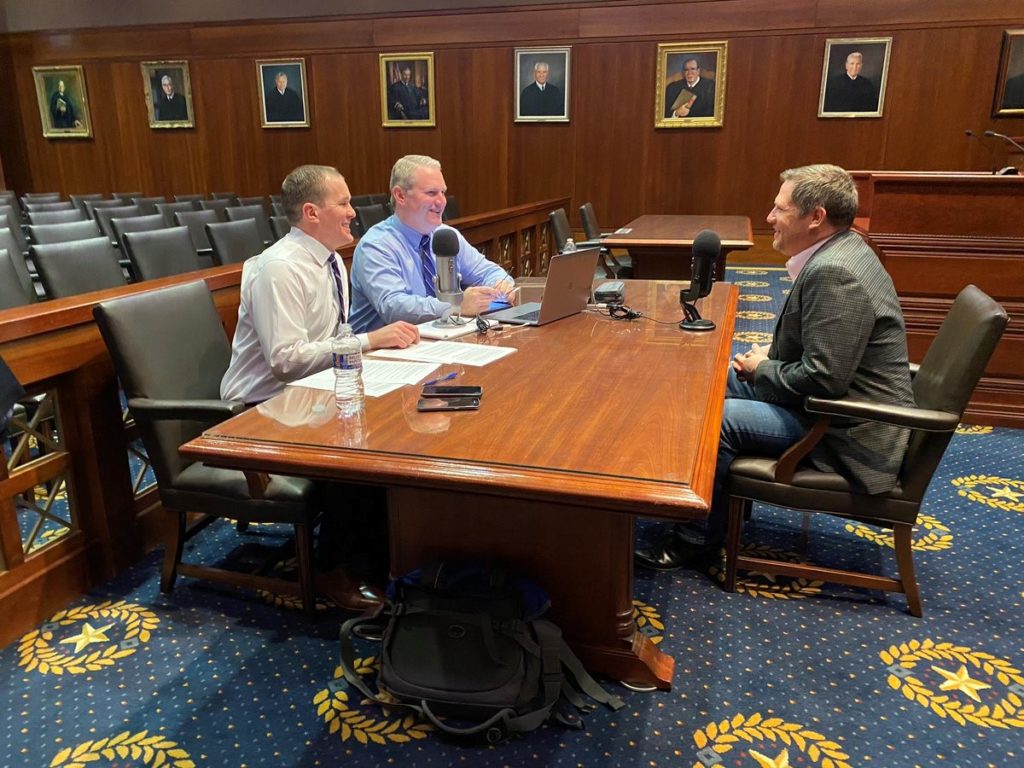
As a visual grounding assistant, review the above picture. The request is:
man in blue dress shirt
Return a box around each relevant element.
[349,154,516,332]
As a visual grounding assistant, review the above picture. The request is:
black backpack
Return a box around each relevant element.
[338,562,625,744]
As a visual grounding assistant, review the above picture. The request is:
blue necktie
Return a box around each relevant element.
[419,235,437,297]
[328,253,347,323]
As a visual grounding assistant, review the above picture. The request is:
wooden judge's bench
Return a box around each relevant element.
[851,171,1024,427]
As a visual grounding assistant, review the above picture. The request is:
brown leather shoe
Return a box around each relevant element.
[315,566,383,612]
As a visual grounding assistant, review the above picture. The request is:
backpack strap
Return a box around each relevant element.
[557,635,626,711]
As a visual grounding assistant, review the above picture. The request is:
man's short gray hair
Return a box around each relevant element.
[779,164,858,228]
[534,62,549,72]
[281,164,344,224]
[390,155,441,203]
[161,75,172,85]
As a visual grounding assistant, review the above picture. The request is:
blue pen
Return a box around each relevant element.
[423,371,458,387]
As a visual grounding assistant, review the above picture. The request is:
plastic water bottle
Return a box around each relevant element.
[563,237,576,253]
[332,324,364,414]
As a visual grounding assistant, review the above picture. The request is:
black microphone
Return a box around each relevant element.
[983,130,1024,174]
[679,229,720,332]
[430,226,468,325]
[984,129,1024,154]
[966,129,999,173]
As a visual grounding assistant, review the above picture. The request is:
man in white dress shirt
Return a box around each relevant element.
[221,164,419,610]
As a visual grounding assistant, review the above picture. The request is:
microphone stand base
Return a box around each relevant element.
[679,319,716,332]
[432,315,471,328]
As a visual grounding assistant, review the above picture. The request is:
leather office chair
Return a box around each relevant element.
[211,192,239,204]
[369,193,390,207]
[111,213,169,251]
[174,209,219,251]
[206,219,264,265]
[271,201,286,217]
[0,249,32,309]
[723,285,1009,617]
[27,209,87,226]
[238,196,267,211]
[92,280,318,615]
[23,200,74,212]
[122,227,200,281]
[269,215,290,242]
[441,195,460,221]
[31,236,127,298]
[199,199,233,221]
[112,192,145,205]
[350,194,373,208]
[84,198,128,219]
[156,201,200,227]
[131,196,167,215]
[95,205,143,244]
[70,193,105,213]
[28,220,103,245]
[175,193,205,204]
[0,229,35,303]
[21,193,61,204]
[0,208,27,254]
[225,204,274,244]
[580,202,632,278]
[549,208,608,277]
[355,203,388,236]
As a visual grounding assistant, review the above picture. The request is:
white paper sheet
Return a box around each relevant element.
[286,359,440,397]
[368,340,516,366]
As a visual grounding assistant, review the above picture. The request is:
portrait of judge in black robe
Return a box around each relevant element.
[819,39,890,117]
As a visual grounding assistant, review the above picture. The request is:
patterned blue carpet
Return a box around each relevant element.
[4,267,1023,768]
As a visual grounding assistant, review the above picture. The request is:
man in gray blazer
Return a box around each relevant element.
[637,164,914,570]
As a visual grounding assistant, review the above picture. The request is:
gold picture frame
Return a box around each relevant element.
[993,29,1024,116]
[32,65,92,138]
[655,41,727,128]
[818,37,892,118]
[141,60,195,129]
[257,58,310,128]
[380,52,435,128]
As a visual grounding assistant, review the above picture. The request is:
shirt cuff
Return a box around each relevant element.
[357,332,370,351]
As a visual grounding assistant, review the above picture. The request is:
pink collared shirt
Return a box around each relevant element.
[784,237,830,281]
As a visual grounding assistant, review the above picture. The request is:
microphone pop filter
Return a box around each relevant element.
[431,226,460,258]
[692,229,721,260]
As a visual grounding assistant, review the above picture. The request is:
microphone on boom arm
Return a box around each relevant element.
[965,129,1000,173]
[982,130,1023,175]
[679,229,720,332]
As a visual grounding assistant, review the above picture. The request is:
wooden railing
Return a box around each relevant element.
[0,198,562,646]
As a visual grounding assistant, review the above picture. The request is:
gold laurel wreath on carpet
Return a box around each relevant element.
[690,712,851,768]
[736,310,777,320]
[880,639,1024,729]
[845,514,953,552]
[732,269,769,275]
[48,730,194,767]
[952,475,1024,513]
[739,294,774,303]
[955,424,993,435]
[256,558,331,612]
[313,656,433,745]
[708,545,823,600]
[733,331,774,344]
[734,280,771,288]
[18,601,159,676]
[632,600,664,644]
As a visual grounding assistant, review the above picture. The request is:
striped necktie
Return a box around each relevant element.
[419,234,437,297]
[327,253,347,324]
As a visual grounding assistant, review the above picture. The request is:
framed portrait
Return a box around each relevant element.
[993,29,1024,116]
[141,60,194,129]
[655,41,727,128]
[514,47,570,123]
[32,65,92,138]
[257,59,309,128]
[818,37,892,118]
[380,52,435,128]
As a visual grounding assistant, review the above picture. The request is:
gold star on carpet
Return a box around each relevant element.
[987,486,1023,502]
[931,664,991,703]
[59,622,114,654]
[749,748,790,768]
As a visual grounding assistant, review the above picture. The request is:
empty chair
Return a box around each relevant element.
[111,213,170,250]
[225,203,273,243]
[0,229,35,303]
[441,195,460,221]
[123,227,200,280]
[723,285,1009,616]
[238,195,267,211]
[580,202,632,278]
[350,194,374,208]
[0,208,28,253]
[369,193,390,206]
[70,193,106,213]
[22,193,61,204]
[174,209,219,251]
[27,209,87,225]
[0,249,33,309]
[174,193,204,204]
[112,192,145,204]
[269,215,290,241]
[94,205,143,243]
[28,220,103,245]
[84,198,129,219]
[0,193,21,219]
[355,203,388,236]
[211,191,239,203]
[92,280,318,615]
[23,200,74,212]
[269,193,282,204]
[31,237,126,298]
[198,199,233,221]
[156,200,199,227]
[271,201,286,217]
[206,219,264,265]
[131,195,167,215]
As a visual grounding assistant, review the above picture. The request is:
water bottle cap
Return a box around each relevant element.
[337,323,353,336]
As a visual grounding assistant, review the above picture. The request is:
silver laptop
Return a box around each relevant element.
[486,247,600,326]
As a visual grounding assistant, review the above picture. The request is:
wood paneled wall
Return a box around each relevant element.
[1,0,1022,231]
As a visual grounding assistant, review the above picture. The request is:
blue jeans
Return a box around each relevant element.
[678,368,810,546]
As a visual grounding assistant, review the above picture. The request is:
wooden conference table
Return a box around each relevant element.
[602,214,754,282]
[182,280,739,690]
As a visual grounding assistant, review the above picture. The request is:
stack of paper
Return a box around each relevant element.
[287,359,440,398]
[369,340,517,366]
